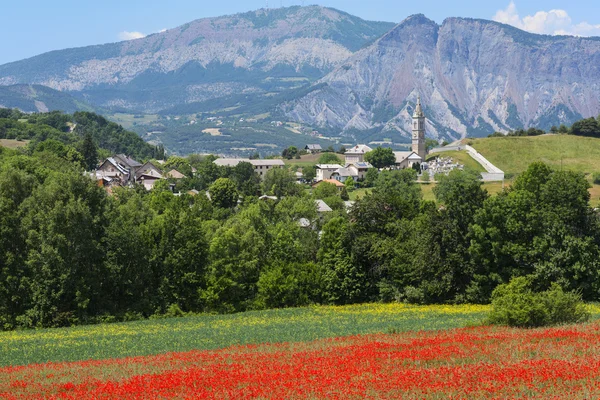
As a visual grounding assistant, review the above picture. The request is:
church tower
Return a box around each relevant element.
[412,95,426,160]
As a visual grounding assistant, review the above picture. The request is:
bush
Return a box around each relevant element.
[593,172,600,185]
[487,276,590,328]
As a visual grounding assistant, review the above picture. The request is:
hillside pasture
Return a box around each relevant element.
[470,135,600,176]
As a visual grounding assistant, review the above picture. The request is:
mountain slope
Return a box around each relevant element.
[281,15,600,141]
[0,6,394,113]
[0,84,95,113]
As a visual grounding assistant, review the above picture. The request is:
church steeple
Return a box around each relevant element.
[412,95,426,160]
[413,95,424,118]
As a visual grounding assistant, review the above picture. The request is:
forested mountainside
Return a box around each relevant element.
[0,84,95,114]
[0,109,163,161]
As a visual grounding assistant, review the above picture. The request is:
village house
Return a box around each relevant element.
[135,162,164,190]
[315,164,343,181]
[96,154,164,190]
[213,158,286,179]
[344,145,372,164]
[304,144,322,154]
[166,169,186,179]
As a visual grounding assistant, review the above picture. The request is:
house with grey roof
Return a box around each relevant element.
[305,144,322,154]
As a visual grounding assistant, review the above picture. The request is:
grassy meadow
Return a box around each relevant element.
[470,134,600,176]
[0,303,491,367]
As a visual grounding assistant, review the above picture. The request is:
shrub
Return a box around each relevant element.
[593,172,600,185]
[487,276,590,328]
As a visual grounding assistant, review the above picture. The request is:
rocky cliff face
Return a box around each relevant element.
[0,6,394,113]
[282,15,600,140]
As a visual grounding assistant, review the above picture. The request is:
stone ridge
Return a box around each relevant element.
[281,15,600,141]
[0,6,395,113]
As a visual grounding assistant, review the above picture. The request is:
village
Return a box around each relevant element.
[92,97,495,198]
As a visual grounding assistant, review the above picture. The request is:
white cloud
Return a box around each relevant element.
[493,2,600,37]
[118,31,146,41]
[158,28,167,33]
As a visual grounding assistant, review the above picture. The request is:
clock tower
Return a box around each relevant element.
[412,95,426,160]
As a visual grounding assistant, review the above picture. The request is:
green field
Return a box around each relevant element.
[285,152,340,169]
[470,135,600,176]
[0,304,491,367]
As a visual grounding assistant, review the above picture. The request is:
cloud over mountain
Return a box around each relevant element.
[118,31,146,41]
[493,2,600,37]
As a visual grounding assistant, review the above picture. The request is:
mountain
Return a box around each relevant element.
[0,84,95,113]
[0,6,394,113]
[281,15,600,141]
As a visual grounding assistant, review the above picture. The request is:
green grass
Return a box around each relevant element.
[470,135,600,176]
[349,188,370,200]
[0,303,491,367]
[427,151,486,174]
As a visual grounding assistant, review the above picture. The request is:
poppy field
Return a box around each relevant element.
[3,323,600,398]
[2,303,600,398]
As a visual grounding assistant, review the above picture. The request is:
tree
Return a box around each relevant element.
[263,168,301,198]
[209,178,238,209]
[231,162,260,197]
[303,165,316,182]
[318,153,342,164]
[282,146,299,160]
[19,170,108,328]
[79,133,98,171]
[313,182,339,199]
[425,138,439,151]
[163,156,192,178]
[364,147,396,169]
[571,117,600,137]
[318,217,365,304]
[340,187,350,201]
[344,178,355,191]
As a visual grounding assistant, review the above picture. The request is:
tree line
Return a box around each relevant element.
[488,115,600,138]
[1,109,600,330]
[1,144,599,329]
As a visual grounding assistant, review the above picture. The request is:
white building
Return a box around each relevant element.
[344,145,373,164]
[316,164,343,181]
[213,158,286,179]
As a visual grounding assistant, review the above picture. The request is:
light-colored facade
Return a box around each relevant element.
[344,145,373,164]
[394,151,423,169]
[213,158,286,179]
[316,164,343,181]
[412,96,427,160]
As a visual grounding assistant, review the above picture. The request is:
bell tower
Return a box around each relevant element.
[412,95,426,160]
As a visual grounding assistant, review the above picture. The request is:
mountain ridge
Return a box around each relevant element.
[280,14,600,141]
[0,6,395,113]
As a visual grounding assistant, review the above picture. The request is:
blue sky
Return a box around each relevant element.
[1,1,599,65]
